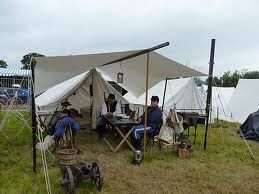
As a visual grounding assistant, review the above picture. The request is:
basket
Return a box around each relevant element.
[178,148,190,159]
[58,148,78,166]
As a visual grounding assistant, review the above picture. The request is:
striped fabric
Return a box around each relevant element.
[0,68,31,77]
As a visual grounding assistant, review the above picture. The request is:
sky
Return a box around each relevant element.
[1,0,259,76]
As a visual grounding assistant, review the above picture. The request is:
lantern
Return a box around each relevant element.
[117,72,124,83]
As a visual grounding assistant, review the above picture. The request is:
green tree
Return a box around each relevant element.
[0,60,8,68]
[221,70,241,87]
[21,53,45,69]
[241,70,259,79]
[204,69,259,88]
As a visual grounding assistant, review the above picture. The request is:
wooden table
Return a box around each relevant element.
[102,116,139,153]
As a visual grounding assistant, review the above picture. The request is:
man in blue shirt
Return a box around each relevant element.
[131,96,163,150]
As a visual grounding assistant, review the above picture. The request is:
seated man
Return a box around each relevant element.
[53,109,80,142]
[131,96,163,150]
[96,93,121,139]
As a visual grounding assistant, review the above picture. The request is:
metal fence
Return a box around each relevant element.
[0,76,30,89]
[0,75,31,109]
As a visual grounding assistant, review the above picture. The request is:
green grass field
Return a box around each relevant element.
[0,111,259,194]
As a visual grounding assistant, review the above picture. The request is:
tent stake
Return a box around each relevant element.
[204,39,216,150]
[143,52,150,161]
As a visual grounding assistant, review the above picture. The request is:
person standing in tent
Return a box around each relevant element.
[96,94,121,139]
[131,96,163,150]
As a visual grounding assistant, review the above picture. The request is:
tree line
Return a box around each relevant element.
[194,70,259,87]
[0,53,45,69]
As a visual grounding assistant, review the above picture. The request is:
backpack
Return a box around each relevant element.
[46,111,68,135]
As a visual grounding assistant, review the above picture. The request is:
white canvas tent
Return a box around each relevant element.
[165,78,205,114]
[227,79,259,123]
[35,68,128,128]
[200,84,235,121]
[124,78,205,115]
[34,49,205,97]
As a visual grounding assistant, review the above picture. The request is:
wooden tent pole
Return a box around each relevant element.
[204,39,216,150]
[143,52,150,161]
[100,42,169,67]
[161,78,168,111]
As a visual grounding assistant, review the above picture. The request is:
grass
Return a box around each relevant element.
[0,111,259,193]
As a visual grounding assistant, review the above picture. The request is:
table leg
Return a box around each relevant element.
[103,137,115,152]
[114,126,135,152]
[114,128,134,152]
[194,125,197,144]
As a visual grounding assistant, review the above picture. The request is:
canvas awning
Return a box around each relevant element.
[34,49,206,96]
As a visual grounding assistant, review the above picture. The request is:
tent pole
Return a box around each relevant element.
[143,52,150,161]
[100,42,169,67]
[204,39,216,150]
[161,78,168,111]
[31,58,37,173]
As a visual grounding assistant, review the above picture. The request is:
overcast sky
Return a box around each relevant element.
[1,0,259,75]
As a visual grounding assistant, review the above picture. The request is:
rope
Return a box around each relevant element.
[37,126,52,194]
[0,88,55,159]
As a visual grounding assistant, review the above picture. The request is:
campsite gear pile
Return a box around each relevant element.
[55,115,103,193]
[57,132,104,193]
[39,105,104,193]
[157,109,194,159]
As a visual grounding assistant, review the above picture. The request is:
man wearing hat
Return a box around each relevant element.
[131,96,163,150]
[96,93,121,139]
